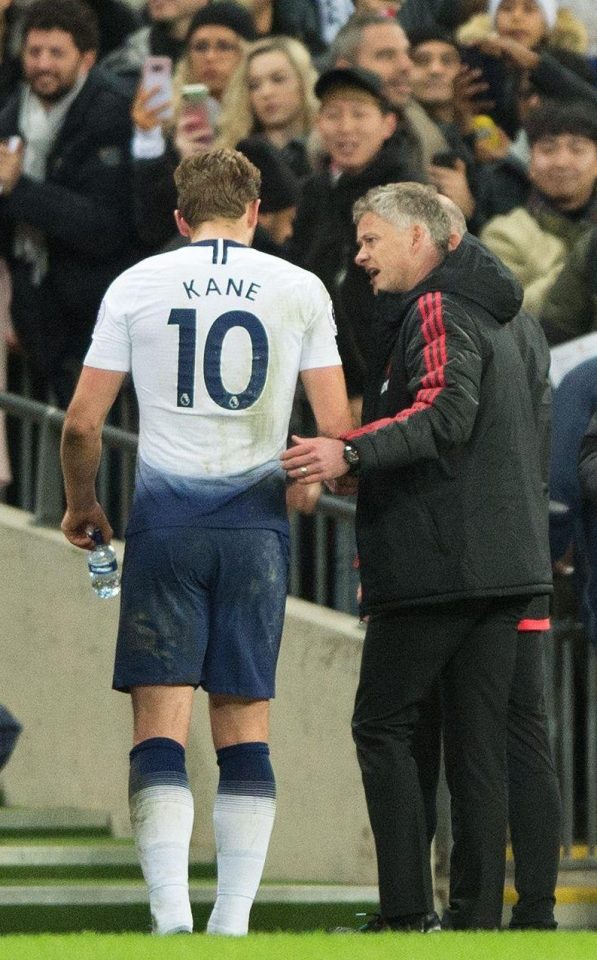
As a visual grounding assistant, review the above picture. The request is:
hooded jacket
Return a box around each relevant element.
[344,235,552,614]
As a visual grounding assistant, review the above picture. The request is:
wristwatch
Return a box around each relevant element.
[342,441,360,475]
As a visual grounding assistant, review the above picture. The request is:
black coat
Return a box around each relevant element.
[0,68,137,400]
[347,235,552,614]
[287,142,421,395]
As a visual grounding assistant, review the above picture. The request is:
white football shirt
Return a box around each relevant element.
[85,239,341,533]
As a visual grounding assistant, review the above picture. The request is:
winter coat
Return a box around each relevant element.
[344,234,552,614]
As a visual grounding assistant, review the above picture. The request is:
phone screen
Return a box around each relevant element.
[142,56,173,115]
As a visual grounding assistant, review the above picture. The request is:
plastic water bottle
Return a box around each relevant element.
[88,529,120,599]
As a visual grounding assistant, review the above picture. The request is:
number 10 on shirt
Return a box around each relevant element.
[168,307,269,410]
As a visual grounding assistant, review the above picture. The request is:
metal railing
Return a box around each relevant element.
[0,386,596,864]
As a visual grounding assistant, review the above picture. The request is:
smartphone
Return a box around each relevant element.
[459,47,507,106]
[180,84,216,138]
[142,55,173,115]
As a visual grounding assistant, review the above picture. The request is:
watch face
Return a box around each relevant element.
[344,443,359,466]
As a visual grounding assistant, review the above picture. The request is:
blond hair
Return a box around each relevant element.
[174,148,261,227]
[216,35,318,149]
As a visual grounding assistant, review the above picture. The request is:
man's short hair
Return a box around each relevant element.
[353,181,451,256]
[174,148,261,227]
[23,0,99,53]
[327,13,399,67]
[406,27,459,52]
[526,99,597,146]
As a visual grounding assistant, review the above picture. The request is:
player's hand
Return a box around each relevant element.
[281,435,349,483]
[132,83,172,131]
[61,502,113,550]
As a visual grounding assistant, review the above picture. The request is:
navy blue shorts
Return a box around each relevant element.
[113,527,289,698]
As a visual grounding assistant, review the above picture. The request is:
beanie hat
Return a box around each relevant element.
[488,0,557,30]
[186,2,257,44]
[237,136,299,213]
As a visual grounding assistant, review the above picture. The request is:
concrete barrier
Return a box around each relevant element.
[0,505,375,884]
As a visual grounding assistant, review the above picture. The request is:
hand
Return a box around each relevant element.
[472,33,539,71]
[0,138,24,196]
[131,83,172,131]
[280,434,348,483]
[427,158,475,221]
[286,479,323,514]
[452,65,494,134]
[174,115,215,159]
[61,502,113,550]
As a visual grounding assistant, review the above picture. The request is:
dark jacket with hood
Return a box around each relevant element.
[344,234,552,615]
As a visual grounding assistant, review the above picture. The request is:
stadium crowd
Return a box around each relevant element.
[2,0,597,935]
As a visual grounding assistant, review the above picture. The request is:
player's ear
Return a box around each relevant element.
[246,198,260,230]
[174,209,192,239]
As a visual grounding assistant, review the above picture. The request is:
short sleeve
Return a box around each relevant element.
[299,275,341,371]
[84,278,132,372]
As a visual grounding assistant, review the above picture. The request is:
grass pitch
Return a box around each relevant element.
[0,932,595,960]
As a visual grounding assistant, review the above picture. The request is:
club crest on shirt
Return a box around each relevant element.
[179,393,191,406]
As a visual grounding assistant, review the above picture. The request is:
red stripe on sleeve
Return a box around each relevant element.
[345,292,447,441]
[518,618,551,632]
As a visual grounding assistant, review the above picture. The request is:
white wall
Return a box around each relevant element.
[0,505,376,883]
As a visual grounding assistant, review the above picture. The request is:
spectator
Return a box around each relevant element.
[408,27,481,223]
[100,0,210,93]
[216,36,318,179]
[0,0,137,405]
[286,66,418,404]
[172,2,256,106]
[457,0,595,141]
[480,100,597,316]
[328,14,446,174]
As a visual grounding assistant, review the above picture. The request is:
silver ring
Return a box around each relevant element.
[300,466,308,476]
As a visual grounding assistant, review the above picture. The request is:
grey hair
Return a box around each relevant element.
[437,193,467,237]
[353,182,451,255]
[327,13,398,67]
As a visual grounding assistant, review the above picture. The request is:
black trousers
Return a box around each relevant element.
[352,596,526,929]
[411,631,562,929]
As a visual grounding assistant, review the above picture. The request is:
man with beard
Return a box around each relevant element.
[0,0,136,405]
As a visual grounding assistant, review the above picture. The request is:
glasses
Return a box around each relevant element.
[190,40,241,55]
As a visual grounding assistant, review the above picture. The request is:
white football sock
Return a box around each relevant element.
[207,791,276,936]
[130,783,195,935]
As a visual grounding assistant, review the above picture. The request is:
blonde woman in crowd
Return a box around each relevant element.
[217,36,318,178]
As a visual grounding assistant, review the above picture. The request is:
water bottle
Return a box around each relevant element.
[88,529,120,599]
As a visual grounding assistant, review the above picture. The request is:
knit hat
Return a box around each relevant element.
[488,0,558,30]
[237,136,299,213]
[186,2,257,44]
